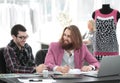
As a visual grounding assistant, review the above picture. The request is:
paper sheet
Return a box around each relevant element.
[54,69,98,75]
[68,69,81,74]
[18,78,56,83]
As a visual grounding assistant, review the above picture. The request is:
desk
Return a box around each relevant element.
[0,74,120,83]
[54,75,120,83]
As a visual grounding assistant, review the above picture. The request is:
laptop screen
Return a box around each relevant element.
[98,56,120,77]
[83,56,120,77]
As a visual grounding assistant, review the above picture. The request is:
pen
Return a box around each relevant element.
[29,79,42,82]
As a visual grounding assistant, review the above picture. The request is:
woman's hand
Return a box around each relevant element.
[83,40,91,45]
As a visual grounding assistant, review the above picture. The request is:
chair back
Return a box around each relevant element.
[0,47,7,73]
[35,49,48,66]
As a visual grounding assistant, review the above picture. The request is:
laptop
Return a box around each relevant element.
[83,56,120,77]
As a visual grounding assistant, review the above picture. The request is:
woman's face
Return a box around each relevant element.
[88,22,93,31]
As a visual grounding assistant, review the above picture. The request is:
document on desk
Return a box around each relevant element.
[54,69,98,75]
[68,69,81,74]
[81,70,98,75]
[0,74,20,78]
[17,73,56,83]
[19,73,42,77]
[0,73,42,78]
[52,69,98,79]
[53,69,81,75]
[18,78,56,83]
[68,69,98,74]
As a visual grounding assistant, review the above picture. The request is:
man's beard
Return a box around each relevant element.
[61,42,74,50]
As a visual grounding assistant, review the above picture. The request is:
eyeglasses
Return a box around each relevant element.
[17,35,29,40]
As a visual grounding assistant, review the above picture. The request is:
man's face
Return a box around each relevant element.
[62,29,73,50]
[13,31,28,47]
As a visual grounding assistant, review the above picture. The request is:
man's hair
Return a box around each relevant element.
[59,25,83,50]
[11,24,27,36]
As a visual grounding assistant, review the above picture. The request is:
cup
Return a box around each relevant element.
[42,70,48,78]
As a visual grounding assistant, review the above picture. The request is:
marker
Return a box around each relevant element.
[29,79,42,82]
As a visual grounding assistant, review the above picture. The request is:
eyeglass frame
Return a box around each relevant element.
[16,35,29,40]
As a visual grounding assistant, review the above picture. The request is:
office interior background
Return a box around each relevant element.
[0,0,120,56]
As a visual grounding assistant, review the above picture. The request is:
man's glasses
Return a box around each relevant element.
[17,35,29,40]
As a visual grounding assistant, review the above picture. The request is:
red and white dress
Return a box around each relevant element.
[94,9,119,56]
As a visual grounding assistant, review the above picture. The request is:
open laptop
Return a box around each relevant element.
[83,56,120,77]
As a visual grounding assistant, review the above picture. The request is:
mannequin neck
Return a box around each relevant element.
[100,4,113,14]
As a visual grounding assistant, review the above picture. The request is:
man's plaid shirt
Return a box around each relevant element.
[4,40,36,73]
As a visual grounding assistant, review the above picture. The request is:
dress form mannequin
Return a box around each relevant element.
[92,4,120,21]
[92,4,120,61]
[99,4,113,14]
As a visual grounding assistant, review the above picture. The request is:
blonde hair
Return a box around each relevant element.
[88,19,96,31]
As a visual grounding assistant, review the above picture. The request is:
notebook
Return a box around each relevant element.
[51,74,83,79]
[83,56,120,77]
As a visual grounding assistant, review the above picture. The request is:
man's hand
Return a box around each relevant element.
[56,65,70,73]
[81,65,93,72]
[36,64,47,73]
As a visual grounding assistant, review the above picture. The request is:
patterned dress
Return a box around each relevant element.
[94,9,119,56]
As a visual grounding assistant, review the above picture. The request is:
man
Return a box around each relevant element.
[45,25,99,73]
[4,24,46,73]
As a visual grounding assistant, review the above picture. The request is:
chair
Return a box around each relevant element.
[35,49,48,66]
[0,47,7,73]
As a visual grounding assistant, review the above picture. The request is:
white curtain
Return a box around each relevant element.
[0,0,120,55]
